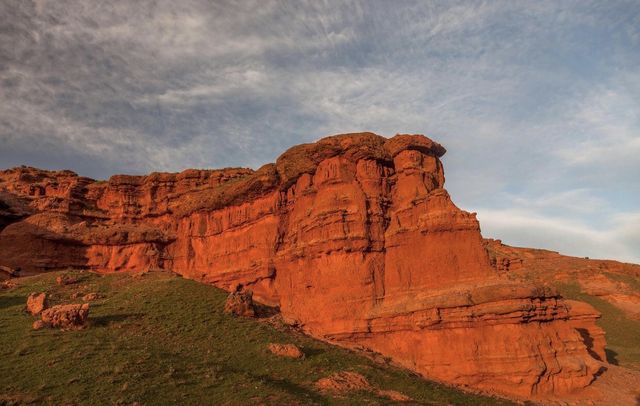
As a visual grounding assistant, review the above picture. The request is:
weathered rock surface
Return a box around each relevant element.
[26,292,48,315]
[40,303,89,329]
[81,293,100,302]
[315,371,412,401]
[32,319,47,330]
[315,371,371,393]
[224,290,256,317]
[485,238,640,321]
[0,133,610,398]
[56,274,78,286]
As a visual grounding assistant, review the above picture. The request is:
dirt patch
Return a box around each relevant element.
[315,371,412,402]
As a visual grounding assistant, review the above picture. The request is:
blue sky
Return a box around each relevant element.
[1,0,639,262]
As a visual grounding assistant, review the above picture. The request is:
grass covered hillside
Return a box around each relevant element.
[0,271,512,405]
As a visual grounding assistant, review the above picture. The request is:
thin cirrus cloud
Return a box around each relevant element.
[0,0,638,263]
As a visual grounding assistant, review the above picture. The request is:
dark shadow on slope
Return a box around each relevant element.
[0,295,25,310]
[223,365,330,405]
[91,313,144,327]
[593,366,607,380]
[254,302,280,319]
[299,347,327,359]
[577,328,603,361]
[249,372,330,405]
[605,348,619,365]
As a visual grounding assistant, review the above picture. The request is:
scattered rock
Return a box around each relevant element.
[315,371,371,393]
[56,275,78,286]
[32,319,46,330]
[376,389,412,401]
[315,371,411,401]
[267,343,304,359]
[82,293,100,302]
[70,292,81,299]
[40,303,89,329]
[26,292,48,315]
[224,290,255,317]
[1,280,16,290]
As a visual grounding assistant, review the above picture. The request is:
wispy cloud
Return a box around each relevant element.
[0,0,638,262]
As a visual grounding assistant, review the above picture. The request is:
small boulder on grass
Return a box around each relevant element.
[267,343,305,359]
[315,371,371,393]
[26,292,48,315]
[224,290,255,317]
[1,280,17,290]
[82,293,100,302]
[32,320,47,330]
[56,275,78,286]
[315,371,412,402]
[39,303,89,330]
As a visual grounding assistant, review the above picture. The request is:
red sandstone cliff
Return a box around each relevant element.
[0,133,607,399]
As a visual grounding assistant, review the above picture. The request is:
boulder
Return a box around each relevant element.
[1,280,16,290]
[32,320,46,330]
[26,292,48,315]
[267,343,304,359]
[82,293,100,302]
[56,275,78,286]
[40,303,89,329]
[315,371,371,393]
[223,290,255,317]
[315,371,411,401]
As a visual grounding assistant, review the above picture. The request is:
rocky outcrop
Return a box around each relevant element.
[40,303,90,329]
[0,133,607,398]
[224,290,256,317]
[485,238,640,321]
[26,292,48,315]
[267,343,304,359]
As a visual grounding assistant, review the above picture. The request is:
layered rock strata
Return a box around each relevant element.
[0,133,605,397]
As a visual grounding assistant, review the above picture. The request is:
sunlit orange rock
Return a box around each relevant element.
[485,238,640,321]
[40,303,89,329]
[267,343,304,359]
[26,292,48,315]
[0,133,609,398]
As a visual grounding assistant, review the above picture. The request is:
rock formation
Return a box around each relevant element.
[0,133,607,398]
[224,290,256,317]
[315,371,412,401]
[26,292,48,315]
[40,303,90,329]
[267,343,305,359]
[485,238,640,321]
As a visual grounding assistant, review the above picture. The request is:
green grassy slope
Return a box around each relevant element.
[0,271,512,405]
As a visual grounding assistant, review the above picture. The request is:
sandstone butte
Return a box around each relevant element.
[0,132,610,400]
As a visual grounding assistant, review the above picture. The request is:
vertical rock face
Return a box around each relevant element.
[0,133,605,398]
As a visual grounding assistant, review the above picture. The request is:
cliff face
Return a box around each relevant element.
[0,133,606,398]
